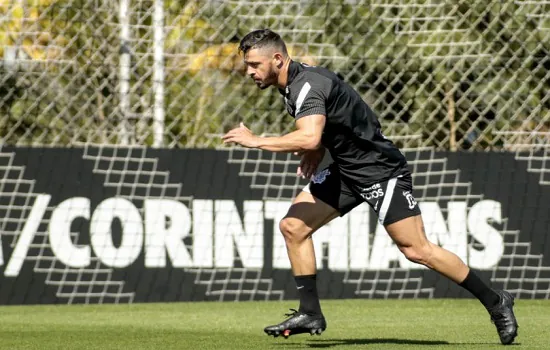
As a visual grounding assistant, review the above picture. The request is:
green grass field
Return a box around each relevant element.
[0,299,547,349]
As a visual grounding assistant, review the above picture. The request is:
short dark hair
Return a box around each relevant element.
[238,29,288,56]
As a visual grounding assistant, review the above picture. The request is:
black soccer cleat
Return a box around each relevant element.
[264,309,327,339]
[487,290,519,345]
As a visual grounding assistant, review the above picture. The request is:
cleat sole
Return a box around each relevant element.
[283,329,291,339]
[310,328,324,335]
[264,310,327,339]
[266,327,325,338]
[265,330,281,338]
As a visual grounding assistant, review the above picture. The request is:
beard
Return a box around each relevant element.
[255,68,278,90]
[258,82,270,90]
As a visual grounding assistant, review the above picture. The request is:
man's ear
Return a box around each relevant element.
[273,52,284,69]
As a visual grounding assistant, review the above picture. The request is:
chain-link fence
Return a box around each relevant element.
[1,0,549,150]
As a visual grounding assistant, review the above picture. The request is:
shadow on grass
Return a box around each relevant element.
[274,338,512,347]
[308,338,448,347]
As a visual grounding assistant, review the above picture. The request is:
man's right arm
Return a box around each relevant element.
[254,114,326,152]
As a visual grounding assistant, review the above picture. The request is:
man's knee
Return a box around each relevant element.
[279,217,310,243]
[398,243,434,266]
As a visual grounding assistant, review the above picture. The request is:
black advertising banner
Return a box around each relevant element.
[0,147,549,304]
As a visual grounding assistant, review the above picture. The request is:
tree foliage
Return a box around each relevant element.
[0,0,549,149]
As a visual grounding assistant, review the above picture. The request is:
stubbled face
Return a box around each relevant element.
[244,48,279,89]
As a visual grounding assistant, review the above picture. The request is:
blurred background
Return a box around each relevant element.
[1,0,549,151]
[1,0,550,314]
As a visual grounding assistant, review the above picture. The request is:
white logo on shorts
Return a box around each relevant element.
[312,169,330,184]
[403,191,417,209]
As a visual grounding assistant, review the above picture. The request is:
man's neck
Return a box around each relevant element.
[276,58,292,89]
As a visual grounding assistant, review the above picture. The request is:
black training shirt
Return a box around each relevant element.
[279,60,409,185]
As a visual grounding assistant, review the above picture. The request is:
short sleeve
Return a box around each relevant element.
[292,73,332,120]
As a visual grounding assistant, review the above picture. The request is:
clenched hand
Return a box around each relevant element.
[296,147,325,179]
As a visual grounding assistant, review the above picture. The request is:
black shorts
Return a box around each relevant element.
[305,163,421,225]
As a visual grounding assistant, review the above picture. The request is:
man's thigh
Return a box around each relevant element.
[284,190,340,235]
[284,163,360,233]
[357,174,424,246]
[305,162,362,217]
[384,214,427,248]
[354,174,421,226]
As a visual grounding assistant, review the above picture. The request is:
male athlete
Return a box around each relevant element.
[222,29,518,345]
